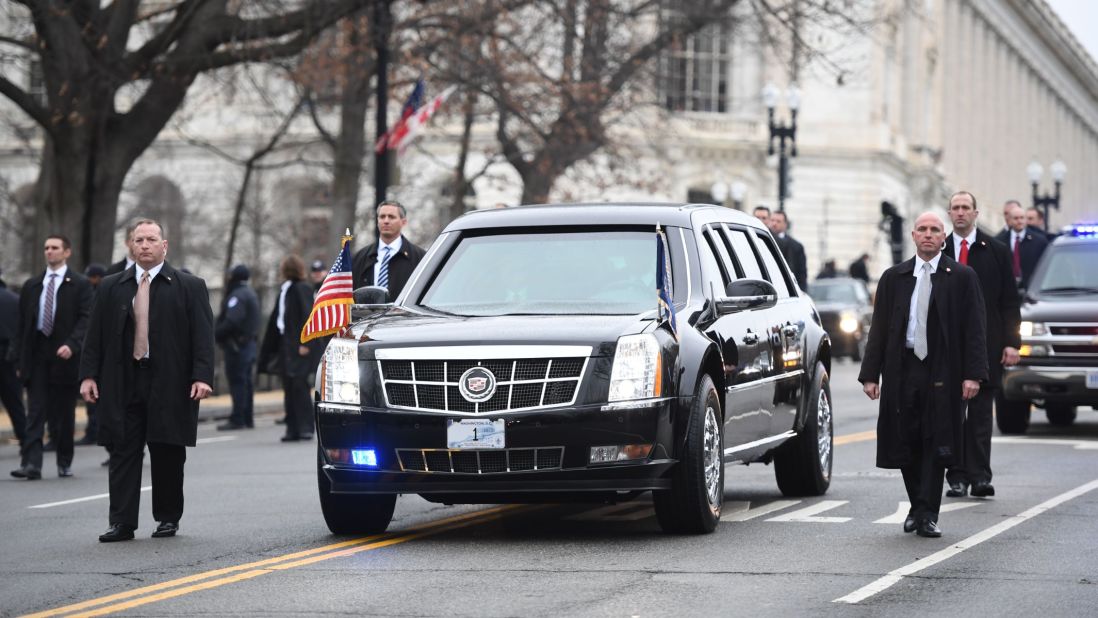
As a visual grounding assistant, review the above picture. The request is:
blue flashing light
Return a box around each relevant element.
[351,449,378,467]
[1067,223,1098,237]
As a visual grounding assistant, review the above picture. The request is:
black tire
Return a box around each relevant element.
[996,399,1031,434]
[654,374,724,534]
[317,449,396,535]
[774,362,832,497]
[1045,404,1077,427]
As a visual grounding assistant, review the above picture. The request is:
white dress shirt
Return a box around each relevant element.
[951,229,977,260]
[906,253,941,348]
[276,280,292,334]
[37,264,68,332]
[373,236,403,289]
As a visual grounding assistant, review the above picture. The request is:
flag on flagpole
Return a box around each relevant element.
[656,224,678,340]
[392,85,457,155]
[375,79,425,154]
[300,232,355,343]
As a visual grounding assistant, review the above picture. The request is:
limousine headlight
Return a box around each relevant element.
[608,334,662,401]
[322,338,360,405]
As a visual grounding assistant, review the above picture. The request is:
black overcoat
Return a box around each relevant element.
[857,255,989,468]
[351,235,426,301]
[258,280,315,377]
[79,263,215,447]
[14,269,93,385]
[994,228,1048,289]
[943,231,1021,384]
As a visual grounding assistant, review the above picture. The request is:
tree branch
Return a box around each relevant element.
[0,34,36,52]
[0,75,51,130]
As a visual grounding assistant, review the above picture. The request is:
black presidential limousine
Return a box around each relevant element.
[314,203,834,534]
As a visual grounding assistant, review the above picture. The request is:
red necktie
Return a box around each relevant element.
[1012,235,1022,279]
[958,239,969,265]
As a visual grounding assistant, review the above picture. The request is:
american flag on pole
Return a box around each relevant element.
[300,233,355,343]
[391,85,457,154]
[375,79,425,154]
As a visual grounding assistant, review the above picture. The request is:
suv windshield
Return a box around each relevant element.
[420,231,659,316]
[808,282,862,303]
[1032,243,1098,295]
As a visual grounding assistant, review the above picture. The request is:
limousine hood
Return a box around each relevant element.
[350,308,654,357]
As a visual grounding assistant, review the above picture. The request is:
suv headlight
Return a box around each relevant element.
[608,334,662,402]
[321,338,360,405]
[839,311,859,333]
[1019,321,1048,337]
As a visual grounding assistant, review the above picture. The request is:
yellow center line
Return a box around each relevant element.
[24,505,524,618]
[835,429,876,446]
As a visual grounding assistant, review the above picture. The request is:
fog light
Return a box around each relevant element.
[1019,345,1049,357]
[589,444,653,464]
[352,449,378,467]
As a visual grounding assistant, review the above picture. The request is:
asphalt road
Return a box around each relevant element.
[2,358,1097,617]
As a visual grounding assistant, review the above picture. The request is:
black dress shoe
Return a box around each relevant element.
[58,466,73,478]
[916,520,943,538]
[945,481,968,498]
[280,434,301,442]
[217,422,247,431]
[99,524,135,542]
[11,466,41,480]
[970,481,996,497]
[151,522,178,538]
[903,514,917,533]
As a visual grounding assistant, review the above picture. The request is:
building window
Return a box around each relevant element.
[660,15,732,113]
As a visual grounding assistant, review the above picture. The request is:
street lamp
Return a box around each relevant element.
[763,83,799,212]
[1026,158,1066,233]
[710,181,728,206]
[730,180,747,211]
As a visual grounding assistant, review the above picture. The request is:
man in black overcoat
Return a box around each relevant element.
[10,235,93,480]
[859,212,988,538]
[943,192,1020,498]
[768,211,808,290]
[80,219,214,542]
[0,270,26,448]
[351,201,426,301]
[258,255,316,442]
[995,203,1048,290]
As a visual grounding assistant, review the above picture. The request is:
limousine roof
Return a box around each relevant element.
[443,202,767,232]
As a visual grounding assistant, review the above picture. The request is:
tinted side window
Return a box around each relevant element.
[697,229,729,292]
[702,226,736,285]
[751,230,793,298]
[724,228,765,280]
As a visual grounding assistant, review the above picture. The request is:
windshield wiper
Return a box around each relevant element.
[1039,286,1098,294]
[417,304,467,317]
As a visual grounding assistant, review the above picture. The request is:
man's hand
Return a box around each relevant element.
[56,345,73,360]
[863,382,880,400]
[298,345,310,357]
[1001,346,1020,367]
[190,381,213,400]
[962,379,980,400]
[80,379,99,403]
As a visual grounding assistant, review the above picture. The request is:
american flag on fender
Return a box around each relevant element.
[300,234,355,343]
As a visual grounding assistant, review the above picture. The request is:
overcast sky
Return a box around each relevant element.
[1045,0,1098,63]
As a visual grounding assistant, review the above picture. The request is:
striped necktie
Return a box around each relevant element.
[377,246,392,289]
[41,273,57,336]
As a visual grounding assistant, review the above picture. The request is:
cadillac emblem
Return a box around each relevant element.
[458,366,497,403]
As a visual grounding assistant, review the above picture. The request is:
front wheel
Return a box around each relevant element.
[317,449,396,535]
[654,374,724,534]
[996,399,1031,434]
[1045,404,1077,426]
[774,362,833,497]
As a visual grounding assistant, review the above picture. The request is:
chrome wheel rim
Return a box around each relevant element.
[703,404,722,508]
[817,387,833,478]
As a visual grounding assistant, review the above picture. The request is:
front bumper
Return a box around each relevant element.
[1002,364,1098,405]
[316,399,680,495]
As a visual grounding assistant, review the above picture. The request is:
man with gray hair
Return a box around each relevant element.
[995,202,1048,289]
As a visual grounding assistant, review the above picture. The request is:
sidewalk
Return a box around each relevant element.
[0,390,286,443]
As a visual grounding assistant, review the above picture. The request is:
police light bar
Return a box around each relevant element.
[1067,223,1098,237]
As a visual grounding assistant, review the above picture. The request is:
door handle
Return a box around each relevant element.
[782,325,799,338]
[742,332,759,345]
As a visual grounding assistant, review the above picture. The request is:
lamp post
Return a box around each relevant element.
[730,180,747,211]
[1026,158,1066,233]
[763,83,799,212]
[710,181,728,206]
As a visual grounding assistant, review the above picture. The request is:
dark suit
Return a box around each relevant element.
[777,233,808,290]
[994,228,1048,290]
[12,268,93,473]
[858,254,988,525]
[849,258,870,283]
[258,279,315,439]
[80,262,214,529]
[0,280,25,444]
[943,232,1020,487]
[351,235,426,301]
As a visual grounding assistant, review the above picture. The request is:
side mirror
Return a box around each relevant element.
[714,278,778,315]
[351,286,392,319]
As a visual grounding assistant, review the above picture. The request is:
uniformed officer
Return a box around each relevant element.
[215,264,261,431]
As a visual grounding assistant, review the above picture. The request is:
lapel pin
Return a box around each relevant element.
[166,276,172,281]
[980,241,986,246]
[945,267,951,272]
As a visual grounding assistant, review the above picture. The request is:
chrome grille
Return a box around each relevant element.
[379,357,588,414]
[1037,323,1098,358]
[396,447,565,473]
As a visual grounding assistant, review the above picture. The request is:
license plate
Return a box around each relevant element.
[1087,372,1098,389]
[446,418,505,449]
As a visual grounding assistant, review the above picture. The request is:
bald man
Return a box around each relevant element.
[859,212,988,538]
[995,203,1048,289]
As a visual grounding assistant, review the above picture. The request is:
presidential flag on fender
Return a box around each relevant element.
[300,234,355,343]
[656,224,678,340]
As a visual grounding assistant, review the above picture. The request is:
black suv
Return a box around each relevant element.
[1000,227,1098,433]
[315,204,833,534]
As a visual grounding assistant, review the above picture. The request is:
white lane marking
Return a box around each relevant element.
[874,501,981,525]
[29,486,151,509]
[566,502,652,521]
[767,500,851,523]
[993,436,1098,450]
[196,436,237,445]
[721,499,801,521]
[834,478,1098,604]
